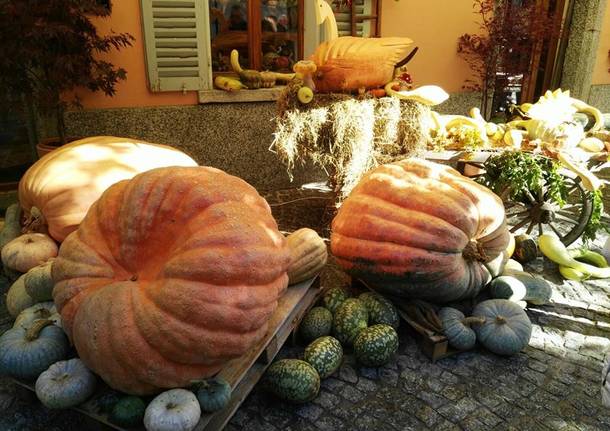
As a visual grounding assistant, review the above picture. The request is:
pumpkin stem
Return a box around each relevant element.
[462,240,488,262]
[25,319,54,341]
[22,206,47,235]
[462,316,486,326]
[495,316,507,325]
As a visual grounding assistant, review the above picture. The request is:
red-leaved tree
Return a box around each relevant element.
[458,0,561,116]
[0,1,133,144]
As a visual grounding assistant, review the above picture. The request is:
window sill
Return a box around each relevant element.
[198,87,284,104]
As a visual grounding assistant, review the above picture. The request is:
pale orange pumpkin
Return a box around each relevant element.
[331,158,510,302]
[19,136,197,242]
[52,166,290,395]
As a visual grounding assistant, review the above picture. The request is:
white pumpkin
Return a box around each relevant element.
[144,389,201,431]
[1,233,57,273]
[14,302,62,330]
[6,275,36,318]
[35,358,96,409]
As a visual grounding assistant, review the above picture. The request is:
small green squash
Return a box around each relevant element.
[0,319,70,380]
[94,390,122,414]
[513,234,538,263]
[353,324,399,367]
[489,270,552,305]
[322,287,349,314]
[144,389,201,431]
[303,336,343,378]
[35,358,96,409]
[24,259,54,302]
[438,307,484,351]
[299,307,333,343]
[0,203,22,251]
[110,396,147,428]
[14,302,62,330]
[196,377,231,413]
[264,359,320,403]
[332,298,368,346]
[472,299,532,356]
[358,292,400,329]
[6,274,36,318]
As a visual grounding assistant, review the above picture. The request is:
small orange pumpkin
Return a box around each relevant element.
[19,136,197,242]
[331,158,510,302]
[53,166,290,394]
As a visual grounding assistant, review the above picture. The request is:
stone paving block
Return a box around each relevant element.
[356,378,377,392]
[312,390,340,409]
[436,397,480,423]
[340,385,366,403]
[459,416,488,431]
[359,367,380,380]
[472,408,503,428]
[378,368,399,387]
[414,404,442,427]
[314,414,348,431]
[296,403,324,421]
[439,384,466,401]
[416,390,449,409]
[339,363,359,383]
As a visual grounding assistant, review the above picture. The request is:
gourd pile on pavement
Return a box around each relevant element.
[0,135,608,429]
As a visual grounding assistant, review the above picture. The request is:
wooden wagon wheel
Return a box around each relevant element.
[463,161,593,246]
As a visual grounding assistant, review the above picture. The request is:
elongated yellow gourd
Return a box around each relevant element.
[569,249,608,268]
[559,265,589,281]
[539,233,610,278]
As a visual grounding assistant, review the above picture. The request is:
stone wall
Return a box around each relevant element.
[65,102,324,192]
[65,93,480,191]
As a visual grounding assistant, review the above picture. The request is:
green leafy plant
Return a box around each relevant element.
[478,151,607,244]
[479,152,567,205]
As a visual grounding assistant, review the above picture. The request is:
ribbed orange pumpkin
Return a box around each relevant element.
[19,136,197,242]
[331,158,510,302]
[52,166,290,395]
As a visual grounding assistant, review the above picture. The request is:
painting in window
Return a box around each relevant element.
[261,0,298,72]
[209,0,250,72]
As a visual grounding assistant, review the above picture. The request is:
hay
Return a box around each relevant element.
[271,90,431,200]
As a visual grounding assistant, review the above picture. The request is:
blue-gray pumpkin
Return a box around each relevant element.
[472,299,532,355]
[438,307,484,351]
[0,319,70,380]
[196,377,232,413]
[35,358,97,409]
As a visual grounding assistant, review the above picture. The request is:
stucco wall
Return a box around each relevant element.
[592,1,610,85]
[75,1,481,109]
[380,0,481,93]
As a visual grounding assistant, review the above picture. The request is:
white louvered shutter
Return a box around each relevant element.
[141,0,211,92]
[334,0,364,37]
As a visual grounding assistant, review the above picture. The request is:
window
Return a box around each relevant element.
[209,0,303,73]
[141,0,314,99]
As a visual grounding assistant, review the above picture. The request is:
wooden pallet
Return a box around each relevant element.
[396,309,459,363]
[13,276,322,431]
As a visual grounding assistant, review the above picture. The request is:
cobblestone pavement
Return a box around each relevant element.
[1,239,609,430]
[223,257,610,431]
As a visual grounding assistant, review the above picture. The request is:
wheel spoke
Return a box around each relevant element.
[555,214,579,225]
[526,219,536,234]
[508,209,531,218]
[538,222,543,236]
[510,217,532,233]
[525,190,538,204]
[548,222,562,236]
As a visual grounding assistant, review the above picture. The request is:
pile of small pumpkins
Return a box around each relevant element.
[0,136,559,426]
[0,136,331,430]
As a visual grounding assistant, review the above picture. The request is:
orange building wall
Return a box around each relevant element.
[79,1,481,109]
[380,0,481,93]
[592,1,610,85]
[76,2,198,109]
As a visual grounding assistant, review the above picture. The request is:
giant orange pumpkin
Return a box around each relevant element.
[52,166,290,394]
[19,136,198,242]
[331,158,510,302]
